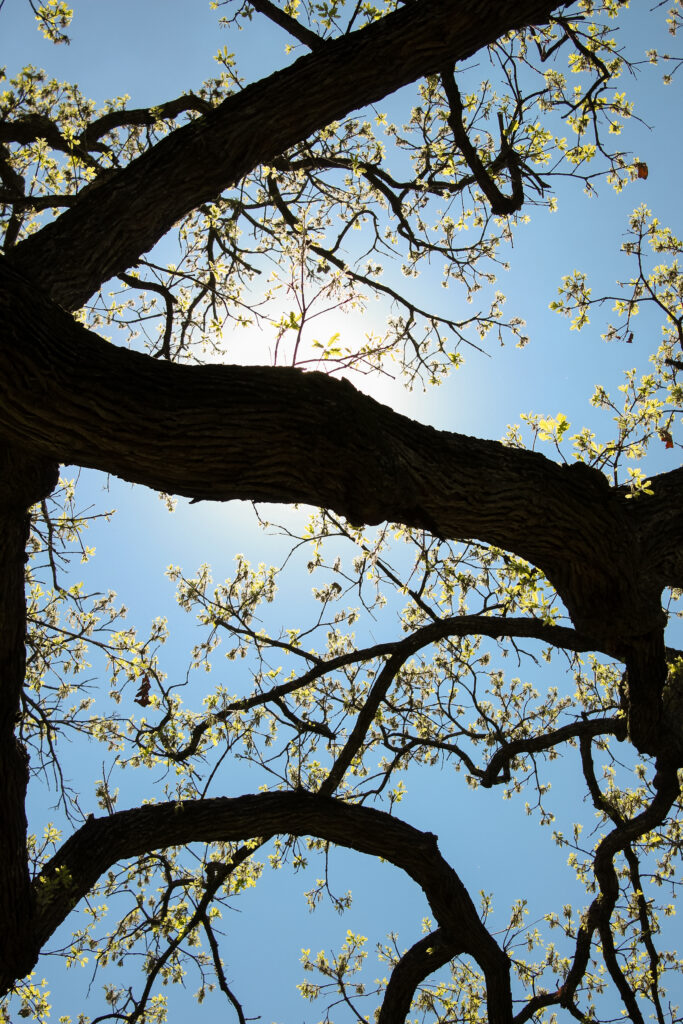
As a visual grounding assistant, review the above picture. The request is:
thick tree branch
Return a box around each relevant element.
[8,0,563,309]
[626,464,683,587]
[0,446,59,986]
[31,791,513,1023]
[2,257,680,755]
[0,256,659,633]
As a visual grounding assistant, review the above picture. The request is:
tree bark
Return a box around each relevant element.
[0,446,58,989]
[30,791,513,1023]
[0,0,680,1007]
[7,0,563,310]
[1,251,679,757]
[2,255,680,755]
[0,256,672,612]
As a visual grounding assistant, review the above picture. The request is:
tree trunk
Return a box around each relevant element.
[0,445,58,991]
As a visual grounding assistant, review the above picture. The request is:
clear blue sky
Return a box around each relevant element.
[3,1,682,1021]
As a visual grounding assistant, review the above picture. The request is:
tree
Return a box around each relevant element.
[0,0,682,1020]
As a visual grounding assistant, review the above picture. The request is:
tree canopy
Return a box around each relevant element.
[1,1,682,1021]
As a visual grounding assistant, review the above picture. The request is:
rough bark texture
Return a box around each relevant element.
[0,447,58,987]
[1,0,682,1013]
[1,257,678,664]
[7,0,561,310]
[1,253,681,759]
[32,792,513,1024]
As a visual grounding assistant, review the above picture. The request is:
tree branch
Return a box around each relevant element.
[512,760,681,1024]
[162,613,608,764]
[0,95,213,158]
[440,66,524,215]
[0,255,660,637]
[0,446,59,987]
[378,928,457,1024]
[480,715,628,787]
[31,791,513,1023]
[248,0,325,49]
[8,0,563,309]
[2,253,680,754]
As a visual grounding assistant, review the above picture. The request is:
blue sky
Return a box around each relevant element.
[3,1,683,1021]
